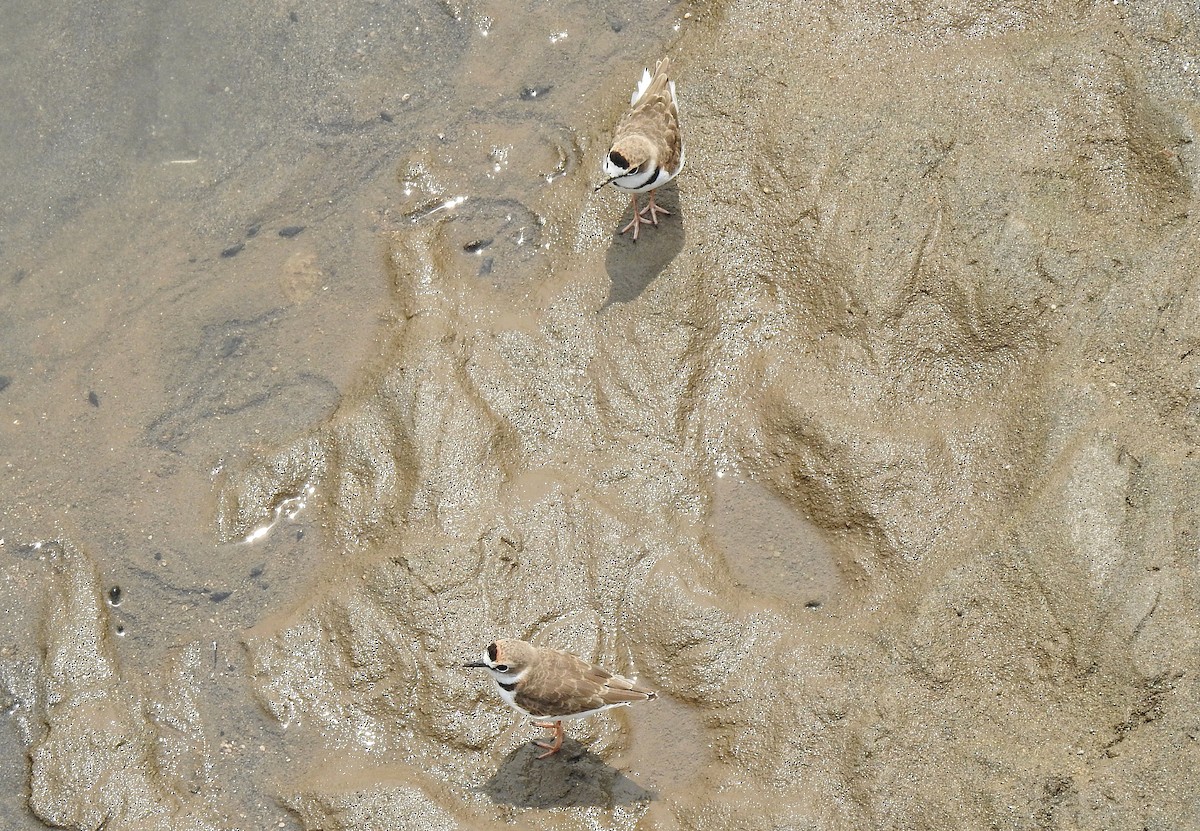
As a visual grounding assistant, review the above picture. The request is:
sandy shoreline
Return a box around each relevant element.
[4,1,1200,828]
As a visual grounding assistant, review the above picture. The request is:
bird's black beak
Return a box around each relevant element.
[594,174,621,193]
[463,661,488,668]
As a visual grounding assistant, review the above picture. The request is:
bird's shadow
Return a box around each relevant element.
[602,183,685,307]
[481,739,656,808]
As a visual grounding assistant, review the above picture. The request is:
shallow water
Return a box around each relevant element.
[712,473,845,611]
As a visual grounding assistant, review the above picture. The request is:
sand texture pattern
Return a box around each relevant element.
[2,1,1199,829]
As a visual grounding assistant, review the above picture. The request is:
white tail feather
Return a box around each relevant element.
[631,68,654,105]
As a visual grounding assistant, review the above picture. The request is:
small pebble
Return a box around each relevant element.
[278,225,305,238]
[108,585,122,606]
[220,242,244,258]
[88,391,100,407]
[520,86,552,101]
[462,238,493,253]
[246,224,261,238]
[380,111,394,123]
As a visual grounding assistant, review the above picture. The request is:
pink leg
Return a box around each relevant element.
[620,194,647,241]
[638,189,671,225]
[533,720,565,759]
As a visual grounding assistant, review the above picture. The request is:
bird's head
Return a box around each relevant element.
[595,136,656,191]
[463,639,533,684]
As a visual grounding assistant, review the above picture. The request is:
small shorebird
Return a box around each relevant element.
[464,639,657,759]
[595,57,685,241]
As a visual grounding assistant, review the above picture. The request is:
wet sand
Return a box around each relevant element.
[3,1,1200,829]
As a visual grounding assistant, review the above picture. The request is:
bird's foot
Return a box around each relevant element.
[534,740,562,759]
[620,211,649,241]
[638,195,671,226]
[533,720,564,759]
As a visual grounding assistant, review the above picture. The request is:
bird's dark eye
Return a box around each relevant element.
[494,664,509,672]
[609,150,629,169]
[487,642,498,662]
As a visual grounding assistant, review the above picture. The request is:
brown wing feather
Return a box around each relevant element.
[514,648,656,717]
[591,666,658,705]
[633,57,672,108]
[611,59,682,174]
